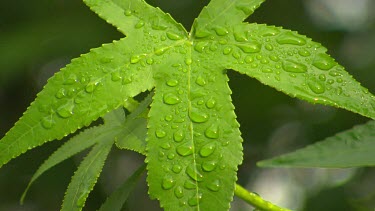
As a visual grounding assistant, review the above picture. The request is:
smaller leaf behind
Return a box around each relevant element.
[98,164,146,211]
[258,120,375,168]
[61,138,113,211]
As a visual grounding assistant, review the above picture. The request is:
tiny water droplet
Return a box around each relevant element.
[166,79,178,87]
[57,103,74,118]
[189,109,209,123]
[172,164,182,173]
[166,31,183,40]
[206,98,216,108]
[307,78,326,94]
[245,56,254,63]
[207,179,221,192]
[213,26,229,36]
[173,130,185,142]
[202,161,217,172]
[167,153,175,159]
[195,76,206,86]
[232,51,241,59]
[176,143,193,157]
[199,142,216,157]
[186,165,203,182]
[163,93,181,105]
[276,32,306,45]
[329,70,342,77]
[282,60,307,73]
[269,55,280,62]
[236,42,261,53]
[174,186,184,198]
[155,129,166,138]
[312,53,335,70]
[162,175,176,190]
[205,124,219,139]
[42,117,55,129]
[135,20,145,28]
[195,28,211,38]
[236,3,255,15]
[318,74,326,81]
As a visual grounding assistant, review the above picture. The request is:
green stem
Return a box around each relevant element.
[234,184,293,211]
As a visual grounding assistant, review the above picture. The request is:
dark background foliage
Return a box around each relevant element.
[0,0,374,210]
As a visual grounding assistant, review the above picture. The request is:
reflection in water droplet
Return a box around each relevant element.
[195,76,206,86]
[176,143,193,157]
[236,42,261,53]
[186,165,203,182]
[167,79,179,87]
[205,124,219,139]
[155,129,166,138]
[57,103,74,118]
[312,53,335,70]
[276,32,306,46]
[42,116,55,129]
[174,130,185,142]
[207,180,221,192]
[199,142,216,157]
[202,161,217,172]
[162,175,176,190]
[282,60,307,73]
[308,78,326,94]
[189,109,209,123]
[206,98,216,109]
[163,93,181,105]
[174,186,184,198]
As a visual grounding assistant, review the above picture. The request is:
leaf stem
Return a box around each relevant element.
[235,184,293,211]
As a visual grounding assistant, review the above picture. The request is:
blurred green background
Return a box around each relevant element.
[1,0,375,210]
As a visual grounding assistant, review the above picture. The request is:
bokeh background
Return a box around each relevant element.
[1,0,375,210]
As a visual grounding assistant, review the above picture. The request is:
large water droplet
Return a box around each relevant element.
[162,175,176,190]
[282,60,307,73]
[176,143,193,157]
[205,98,216,109]
[307,78,326,94]
[163,93,181,105]
[195,76,206,86]
[276,32,306,45]
[207,179,221,192]
[312,53,335,70]
[42,116,55,129]
[202,161,217,172]
[214,26,229,36]
[174,186,184,198]
[174,130,185,142]
[166,31,183,40]
[57,103,74,118]
[199,143,216,157]
[166,79,179,87]
[189,109,209,123]
[236,42,261,53]
[186,165,203,182]
[205,124,219,139]
[155,129,166,138]
[172,164,182,173]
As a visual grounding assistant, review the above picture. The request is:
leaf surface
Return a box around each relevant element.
[258,120,375,168]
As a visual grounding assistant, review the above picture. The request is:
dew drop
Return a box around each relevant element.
[176,143,193,157]
[233,31,247,42]
[207,179,221,192]
[265,44,273,51]
[307,78,326,94]
[194,42,207,53]
[55,88,66,99]
[195,76,206,86]
[154,46,169,56]
[163,93,181,105]
[232,51,241,59]
[186,165,203,182]
[298,49,311,57]
[205,124,219,139]
[329,70,342,77]
[166,79,179,87]
[85,81,100,93]
[189,109,209,123]
[162,175,176,190]
[223,47,232,55]
[173,130,185,142]
[206,98,216,109]
[185,58,192,65]
[135,20,145,28]
[202,161,217,172]
[57,103,74,118]
[318,74,326,81]
[195,28,211,38]
[199,142,216,157]
[166,31,183,40]
[245,56,254,63]
[124,9,132,16]
[64,74,77,85]
[167,153,175,159]
[313,53,335,70]
[174,186,184,198]
[184,180,196,189]
[269,55,280,62]
[161,142,171,149]
[213,26,229,36]
[146,58,154,65]
[165,115,173,122]
[155,129,166,138]
[122,77,132,85]
[111,72,121,81]
[236,42,261,53]
[172,164,182,173]
[282,60,307,73]
[42,117,55,129]
[276,32,306,45]
[261,27,280,36]
[262,68,273,73]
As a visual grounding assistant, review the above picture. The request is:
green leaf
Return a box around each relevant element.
[61,139,113,211]
[98,164,146,211]
[258,120,375,168]
[115,93,153,155]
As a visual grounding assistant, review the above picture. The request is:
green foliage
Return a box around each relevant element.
[1,0,374,210]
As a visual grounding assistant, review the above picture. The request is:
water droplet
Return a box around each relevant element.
[329,70,342,77]
[236,3,255,15]
[213,26,229,36]
[163,93,181,105]
[122,77,132,85]
[206,98,216,109]
[184,180,196,189]
[162,175,175,190]
[130,54,144,64]
[173,130,185,142]
[236,42,261,53]
[232,51,241,59]
[176,143,193,157]
[166,31,183,40]
[135,20,145,28]
[174,186,184,198]
[42,116,55,129]
[154,46,169,56]
[161,142,171,149]
[172,165,182,173]
[218,39,228,45]
[64,74,77,85]
[85,81,100,93]
[313,53,335,70]
[189,109,209,123]
[205,124,219,139]
[202,161,217,172]
[166,79,178,87]
[199,142,216,157]
[155,129,166,138]
[185,58,192,65]
[195,28,211,38]
[111,72,121,81]
[223,47,232,55]
[194,42,207,53]
[207,179,221,192]
[57,103,74,118]
[146,58,154,65]
[298,49,310,57]
[55,88,66,99]
[265,44,273,51]
[124,9,132,16]
[307,78,325,94]
[245,56,254,63]
[269,55,280,62]
[261,27,280,36]
[233,31,247,42]
[282,60,307,73]
[276,32,306,45]
[195,76,206,86]
[262,68,273,73]
[167,153,175,159]
[186,165,203,182]
[318,74,326,81]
